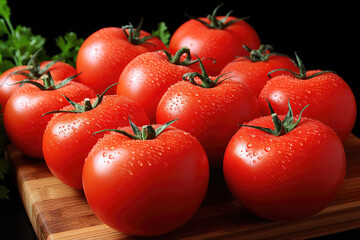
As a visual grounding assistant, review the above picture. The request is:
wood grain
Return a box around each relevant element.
[7,134,360,240]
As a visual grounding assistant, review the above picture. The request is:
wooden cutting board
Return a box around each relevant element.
[7,134,360,240]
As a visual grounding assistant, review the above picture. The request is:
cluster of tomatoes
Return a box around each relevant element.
[0,4,357,237]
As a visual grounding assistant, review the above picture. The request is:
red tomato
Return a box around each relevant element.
[0,60,77,112]
[220,45,299,96]
[43,92,150,189]
[156,59,260,167]
[3,74,96,159]
[223,102,346,221]
[116,47,199,122]
[82,122,209,236]
[258,54,357,141]
[76,22,167,95]
[169,4,261,75]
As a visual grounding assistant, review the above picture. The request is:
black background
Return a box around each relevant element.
[1,1,359,239]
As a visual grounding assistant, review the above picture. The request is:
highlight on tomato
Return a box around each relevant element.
[169,3,261,75]
[258,53,357,141]
[220,44,299,96]
[156,56,260,167]
[76,19,168,95]
[82,119,209,236]
[116,47,199,123]
[0,49,78,112]
[223,100,346,221]
[3,72,96,159]
[42,83,150,189]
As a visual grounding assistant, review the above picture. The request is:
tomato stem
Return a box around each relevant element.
[93,118,178,140]
[3,48,65,84]
[42,82,118,117]
[8,71,80,92]
[240,44,287,62]
[122,18,155,46]
[185,3,249,30]
[182,55,231,88]
[161,47,198,66]
[268,52,336,79]
[240,100,309,136]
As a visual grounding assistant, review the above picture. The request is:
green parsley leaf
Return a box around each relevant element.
[52,32,83,67]
[152,22,171,47]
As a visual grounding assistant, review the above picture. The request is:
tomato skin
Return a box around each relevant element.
[220,55,298,96]
[0,61,77,112]
[156,79,260,167]
[82,126,209,236]
[258,71,357,141]
[76,27,167,95]
[3,80,96,159]
[223,116,346,221]
[116,51,198,123]
[43,95,150,189]
[169,16,261,75]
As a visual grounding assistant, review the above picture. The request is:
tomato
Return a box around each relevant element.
[82,120,209,236]
[3,73,95,159]
[220,44,299,96]
[258,54,357,141]
[43,85,150,189]
[116,47,199,122]
[169,4,261,76]
[156,58,260,167]
[76,21,168,95]
[223,101,346,221]
[0,57,77,112]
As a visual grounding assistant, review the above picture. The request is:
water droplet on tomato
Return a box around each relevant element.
[265,146,271,152]
[247,143,253,148]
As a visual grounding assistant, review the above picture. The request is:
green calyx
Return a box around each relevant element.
[93,118,178,140]
[242,44,284,62]
[240,100,309,136]
[122,18,155,46]
[161,47,198,66]
[3,48,64,83]
[186,3,248,30]
[268,52,336,79]
[8,70,80,91]
[182,55,231,88]
[42,82,118,117]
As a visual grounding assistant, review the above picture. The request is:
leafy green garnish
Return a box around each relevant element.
[52,32,83,67]
[0,0,47,72]
[151,22,171,47]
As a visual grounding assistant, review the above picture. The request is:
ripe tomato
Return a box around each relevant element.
[76,21,167,95]
[156,58,260,167]
[258,54,357,141]
[82,121,209,236]
[3,73,95,159]
[116,47,199,122]
[169,4,261,75]
[220,45,299,96]
[43,86,150,189]
[223,101,346,221]
[0,58,77,112]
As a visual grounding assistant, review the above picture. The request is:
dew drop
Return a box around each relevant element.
[247,143,253,148]
[265,146,271,152]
